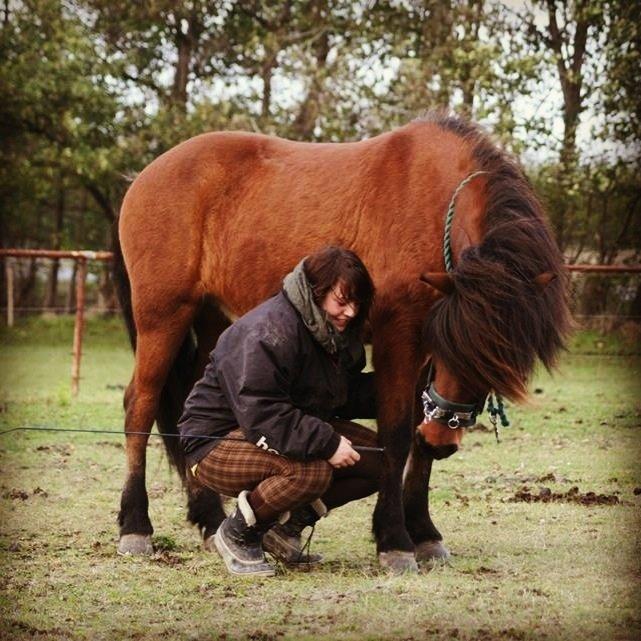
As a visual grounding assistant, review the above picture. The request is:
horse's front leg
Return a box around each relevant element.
[373,413,416,572]
[371,310,424,573]
[403,433,450,562]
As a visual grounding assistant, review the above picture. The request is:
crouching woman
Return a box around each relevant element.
[178,246,381,577]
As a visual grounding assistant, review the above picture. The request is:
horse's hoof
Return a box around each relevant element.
[117,534,153,556]
[415,540,451,562]
[202,534,216,552]
[378,550,419,574]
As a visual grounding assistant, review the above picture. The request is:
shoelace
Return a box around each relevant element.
[296,524,316,565]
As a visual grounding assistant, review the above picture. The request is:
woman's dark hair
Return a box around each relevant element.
[303,246,375,329]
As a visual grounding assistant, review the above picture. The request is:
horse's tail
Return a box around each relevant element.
[111,218,136,351]
[111,216,193,478]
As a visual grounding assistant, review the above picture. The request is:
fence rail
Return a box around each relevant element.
[1,249,114,396]
[566,264,641,273]
[2,248,641,396]
[0,249,113,261]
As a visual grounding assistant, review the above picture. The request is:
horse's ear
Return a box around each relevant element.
[420,272,454,295]
[533,272,557,292]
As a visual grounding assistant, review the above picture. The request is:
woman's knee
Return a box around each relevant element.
[292,459,333,500]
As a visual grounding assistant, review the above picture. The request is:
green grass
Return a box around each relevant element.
[1,318,640,640]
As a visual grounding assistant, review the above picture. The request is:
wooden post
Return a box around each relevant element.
[5,258,14,327]
[71,258,87,396]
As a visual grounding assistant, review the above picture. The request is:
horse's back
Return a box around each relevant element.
[119,122,479,314]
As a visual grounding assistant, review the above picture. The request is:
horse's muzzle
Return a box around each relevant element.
[416,420,462,459]
[419,441,459,460]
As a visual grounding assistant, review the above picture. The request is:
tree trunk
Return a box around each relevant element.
[44,178,65,310]
[429,0,454,107]
[292,7,329,140]
[83,181,115,223]
[97,226,116,314]
[171,14,203,109]
[65,260,77,312]
[630,282,641,318]
[544,0,591,252]
[459,0,484,117]
[261,58,274,122]
[17,258,38,309]
[172,30,191,107]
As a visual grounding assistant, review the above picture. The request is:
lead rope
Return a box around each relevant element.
[443,170,510,441]
[487,393,510,443]
[443,170,488,273]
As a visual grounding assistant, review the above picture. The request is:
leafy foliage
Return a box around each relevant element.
[1,0,639,274]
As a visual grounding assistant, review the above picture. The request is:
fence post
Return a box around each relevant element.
[5,258,14,327]
[71,257,87,396]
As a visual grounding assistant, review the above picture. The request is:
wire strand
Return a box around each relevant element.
[0,426,384,453]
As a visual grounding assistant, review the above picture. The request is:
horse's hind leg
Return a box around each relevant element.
[185,300,230,548]
[117,302,197,555]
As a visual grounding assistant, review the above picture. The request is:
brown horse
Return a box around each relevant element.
[113,113,571,572]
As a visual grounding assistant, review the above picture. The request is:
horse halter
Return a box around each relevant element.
[420,360,485,430]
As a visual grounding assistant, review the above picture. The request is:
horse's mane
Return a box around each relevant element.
[421,113,573,401]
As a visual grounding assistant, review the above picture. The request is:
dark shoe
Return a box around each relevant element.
[263,499,327,565]
[213,490,276,577]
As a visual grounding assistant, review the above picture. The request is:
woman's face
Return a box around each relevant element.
[321,281,359,332]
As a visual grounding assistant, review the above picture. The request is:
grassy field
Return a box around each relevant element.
[0,317,640,641]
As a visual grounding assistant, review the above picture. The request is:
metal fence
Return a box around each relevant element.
[2,249,113,396]
[2,249,640,395]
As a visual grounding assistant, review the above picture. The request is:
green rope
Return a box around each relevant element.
[487,393,510,427]
[487,393,510,443]
[443,170,488,272]
[442,170,510,441]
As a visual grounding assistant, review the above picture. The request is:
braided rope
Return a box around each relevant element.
[443,170,488,272]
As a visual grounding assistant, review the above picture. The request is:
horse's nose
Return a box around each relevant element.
[421,442,459,459]
[417,420,463,456]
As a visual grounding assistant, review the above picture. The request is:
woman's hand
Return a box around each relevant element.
[328,435,361,468]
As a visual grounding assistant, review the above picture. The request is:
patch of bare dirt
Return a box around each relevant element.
[96,440,124,449]
[3,488,29,500]
[35,443,73,456]
[510,485,620,505]
[3,486,48,500]
[151,551,185,567]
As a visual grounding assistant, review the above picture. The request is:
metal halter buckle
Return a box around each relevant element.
[421,386,481,430]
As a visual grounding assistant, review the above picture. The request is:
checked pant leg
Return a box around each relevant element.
[194,429,333,523]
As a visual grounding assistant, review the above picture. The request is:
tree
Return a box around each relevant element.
[0,0,126,227]
[520,0,603,250]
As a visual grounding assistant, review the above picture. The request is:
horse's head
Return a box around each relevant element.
[415,354,478,459]
[415,250,569,459]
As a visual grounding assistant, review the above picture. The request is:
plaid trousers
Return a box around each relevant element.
[193,419,379,522]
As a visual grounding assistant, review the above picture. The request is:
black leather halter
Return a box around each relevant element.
[420,361,486,429]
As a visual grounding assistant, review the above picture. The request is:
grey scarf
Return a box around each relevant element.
[282,258,353,357]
